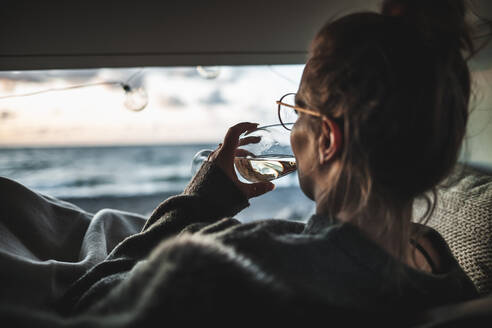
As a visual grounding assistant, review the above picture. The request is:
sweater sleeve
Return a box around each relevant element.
[100,160,249,261]
[142,160,249,232]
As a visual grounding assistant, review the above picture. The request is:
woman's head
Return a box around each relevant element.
[293,0,476,220]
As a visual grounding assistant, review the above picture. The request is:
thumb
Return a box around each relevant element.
[246,181,276,199]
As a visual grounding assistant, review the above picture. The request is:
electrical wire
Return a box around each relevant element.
[0,68,145,100]
[267,65,298,85]
[0,81,123,99]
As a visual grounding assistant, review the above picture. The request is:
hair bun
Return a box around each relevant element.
[381,0,474,54]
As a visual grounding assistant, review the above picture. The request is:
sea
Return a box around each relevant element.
[0,145,314,221]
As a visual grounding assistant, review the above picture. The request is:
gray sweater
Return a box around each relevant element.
[55,161,478,325]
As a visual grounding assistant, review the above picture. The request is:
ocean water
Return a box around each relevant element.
[0,144,301,199]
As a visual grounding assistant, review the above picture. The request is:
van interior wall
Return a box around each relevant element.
[461,1,492,173]
[0,0,376,70]
[465,67,492,174]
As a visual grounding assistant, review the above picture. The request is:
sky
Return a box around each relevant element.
[0,64,491,163]
[0,65,305,146]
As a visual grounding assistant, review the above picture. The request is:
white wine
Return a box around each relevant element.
[234,155,297,182]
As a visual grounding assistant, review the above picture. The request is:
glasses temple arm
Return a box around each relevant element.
[276,101,322,117]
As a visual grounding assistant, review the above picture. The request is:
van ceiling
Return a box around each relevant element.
[0,0,491,71]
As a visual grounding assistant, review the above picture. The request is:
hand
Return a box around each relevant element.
[208,122,275,199]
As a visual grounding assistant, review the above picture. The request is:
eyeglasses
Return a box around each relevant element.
[276,92,322,131]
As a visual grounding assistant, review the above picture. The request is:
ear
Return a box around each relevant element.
[318,117,342,165]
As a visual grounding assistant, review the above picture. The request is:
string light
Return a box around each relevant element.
[122,84,148,112]
[0,69,148,112]
[196,66,221,79]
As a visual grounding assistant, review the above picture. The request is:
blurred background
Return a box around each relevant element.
[0,65,316,221]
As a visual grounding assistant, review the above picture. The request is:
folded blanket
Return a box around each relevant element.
[0,176,145,311]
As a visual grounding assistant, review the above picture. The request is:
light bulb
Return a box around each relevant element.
[196,66,221,79]
[191,149,213,175]
[123,85,148,111]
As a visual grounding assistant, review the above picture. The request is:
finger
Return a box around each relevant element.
[221,122,259,154]
[246,181,276,199]
[238,136,261,147]
[207,144,222,161]
[235,148,255,158]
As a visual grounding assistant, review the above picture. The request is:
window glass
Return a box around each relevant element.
[0,65,315,221]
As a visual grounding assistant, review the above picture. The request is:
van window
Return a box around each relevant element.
[0,65,315,221]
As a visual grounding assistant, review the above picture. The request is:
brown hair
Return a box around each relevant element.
[298,0,485,260]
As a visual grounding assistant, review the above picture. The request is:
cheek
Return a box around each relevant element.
[290,120,317,200]
[290,125,305,161]
[290,120,312,161]
[290,128,299,157]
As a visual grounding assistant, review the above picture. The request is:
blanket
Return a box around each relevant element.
[0,176,145,312]
[0,162,479,327]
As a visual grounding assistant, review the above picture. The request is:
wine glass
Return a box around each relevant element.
[191,123,296,182]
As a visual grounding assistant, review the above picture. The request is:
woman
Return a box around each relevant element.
[22,0,479,326]
[207,0,479,295]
